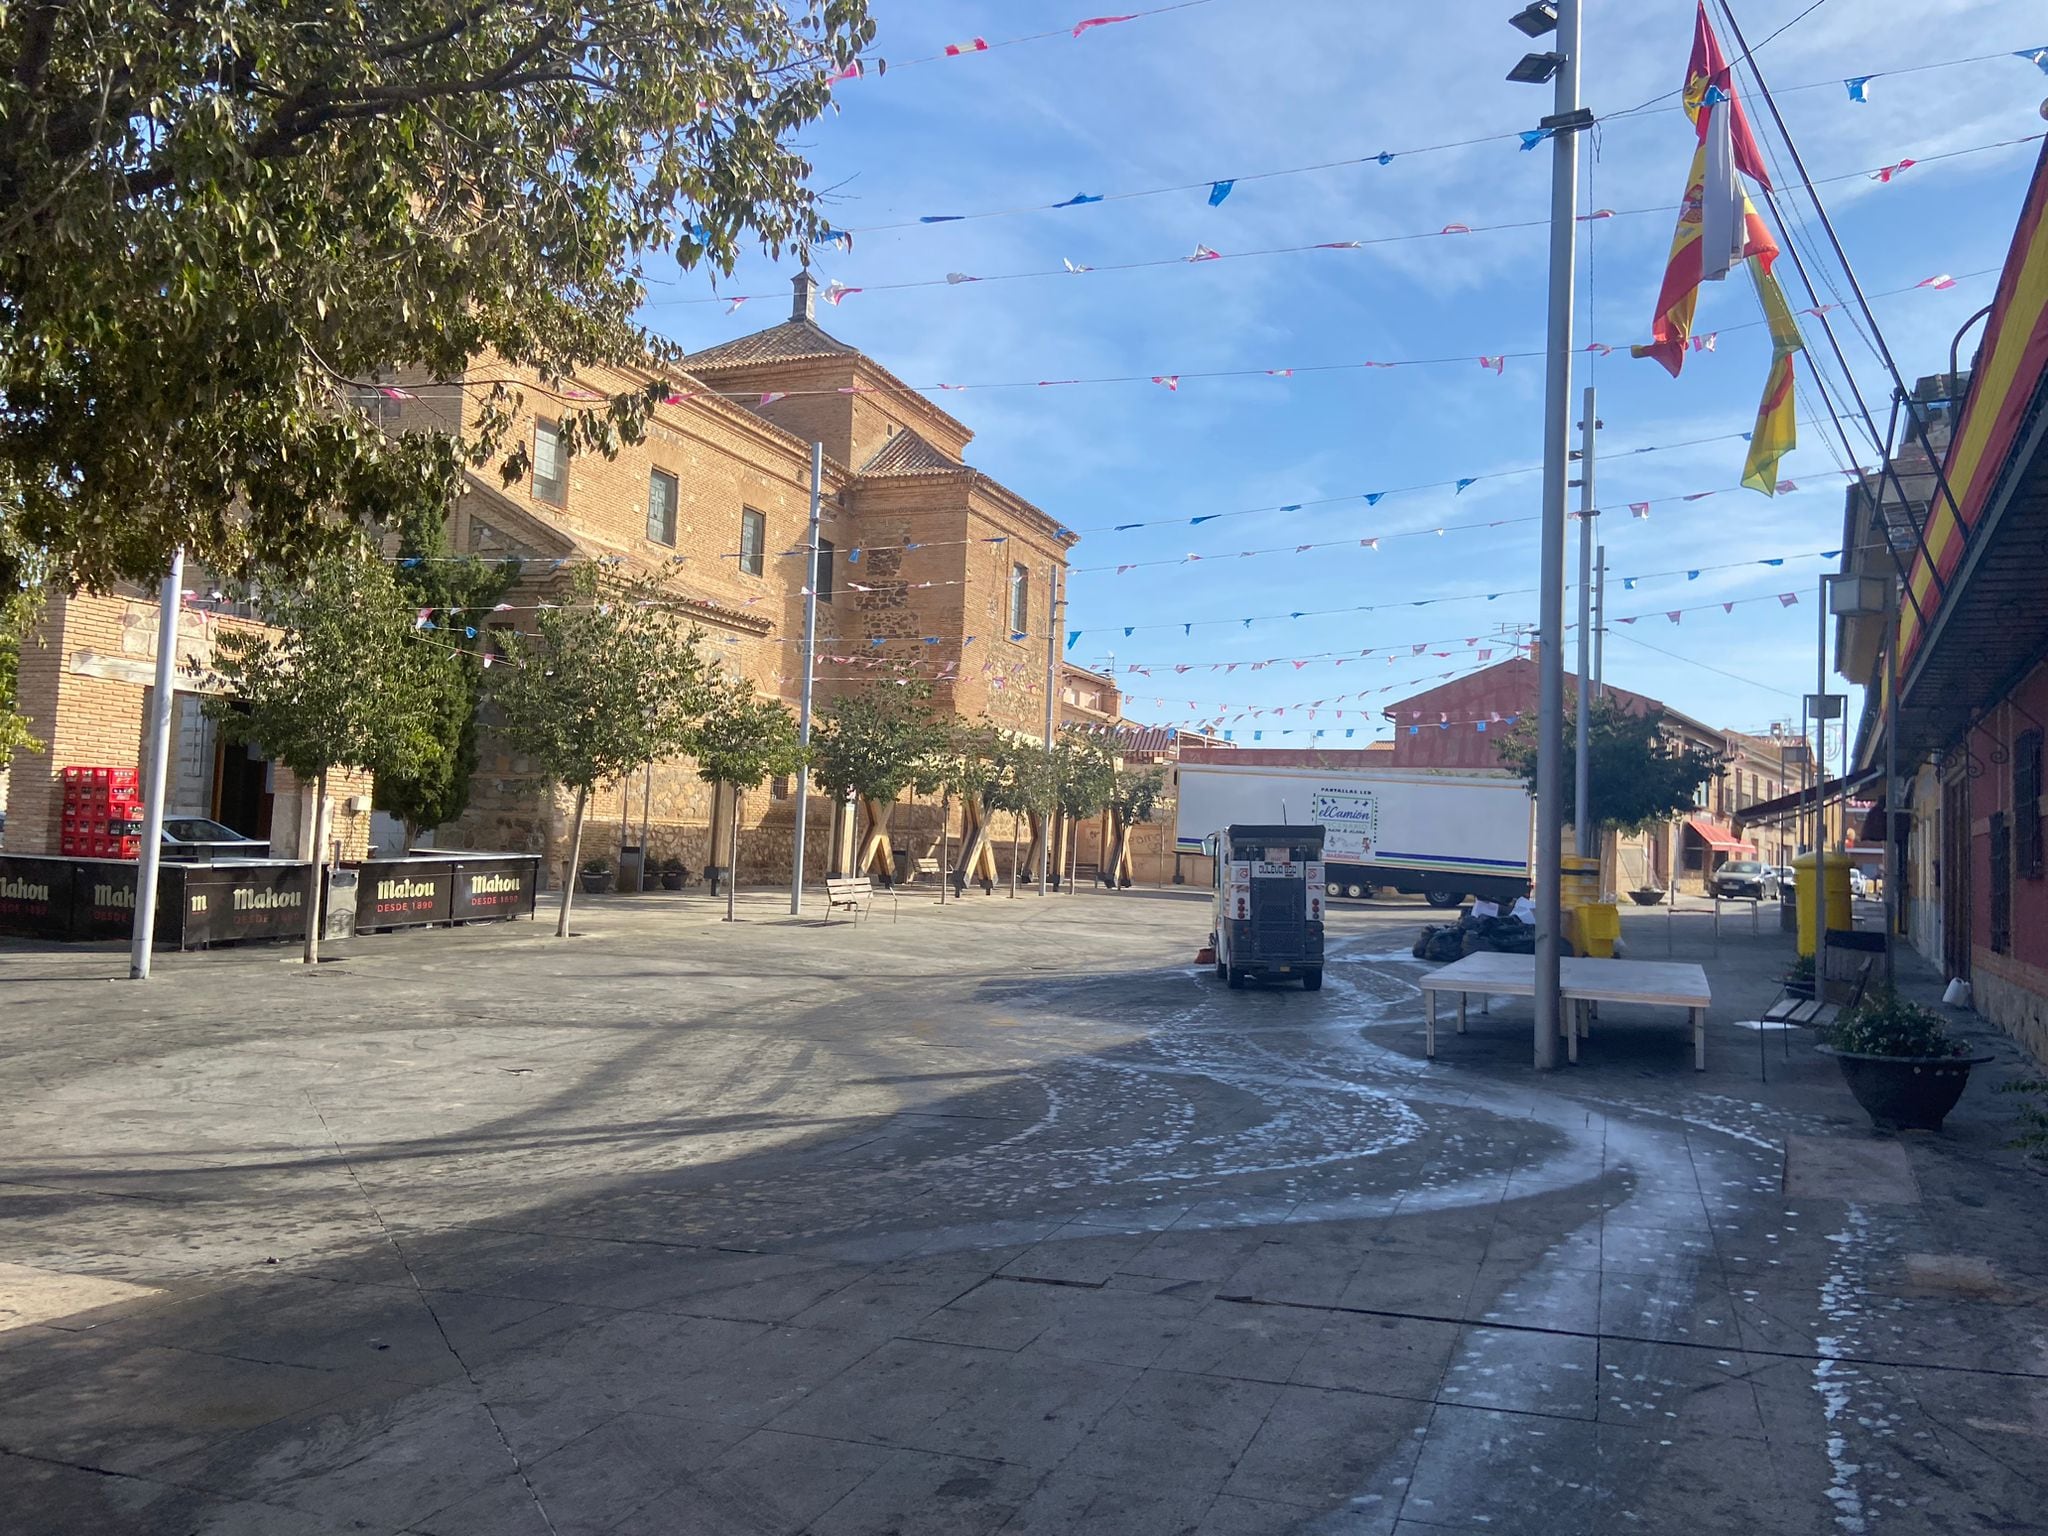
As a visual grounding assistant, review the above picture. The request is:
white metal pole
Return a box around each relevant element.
[130,549,183,980]
[1038,563,1059,896]
[1815,575,1829,952]
[1533,0,1582,1071]
[1574,385,1597,858]
[790,441,824,915]
[1593,546,1606,696]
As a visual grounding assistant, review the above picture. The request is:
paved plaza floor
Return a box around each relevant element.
[2,885,2044,1534]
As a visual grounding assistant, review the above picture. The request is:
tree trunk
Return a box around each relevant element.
[1010,817,1021,899]
[557,783,589,938]
[1108,812,1133,893]
[1025,810,1045,893]
[726,784,740,923]
[301,766,330,965]
[954,793,993,896]
[856,796,895,884]
[939,790,951,904]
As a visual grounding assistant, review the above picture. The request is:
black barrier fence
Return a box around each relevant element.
[0,853,539,947]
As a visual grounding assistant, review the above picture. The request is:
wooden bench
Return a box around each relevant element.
[1758,952,1874,1079]
[822,875,895,924]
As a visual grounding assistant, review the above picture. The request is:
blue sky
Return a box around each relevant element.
[644,0,2048,747]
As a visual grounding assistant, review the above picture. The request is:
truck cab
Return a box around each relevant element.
[1207,824,1326,990]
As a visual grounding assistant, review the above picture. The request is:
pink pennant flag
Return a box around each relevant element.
[1362,360,1396,369]
[1629,502,1651,518]
[1479,649,1492,661]
[1914,274,1957,291]
[1776,478,1798,493]
[1441,223,1471,235]
[1689,332,1717,353]
[1175,664,1191,674]
[1412,643,1426,655]
[945,272,980,285]
[1779,592,1799,607]
[1073,14,1138,38]
[376,386,415,400]
[1723,602,1736,614]
[1479,355,1505,374]
[1619,616,1637,625]
[829,59,862,82]
[1361,538,1379,550]
[1667,611,1683,624]
[481,654,494,670]
[1062,258,1093,274]
[662,391,696,405]
[1267,368,1294,377]
[1683,491,1715,502]
[1116,564,1134,575]
[1151,375,1180,390]
[944,37,989,55]
[1294,660,1309,670]
[1296,544,1313,553]
[1314,241,1364,250]
[1585,342,1613,356]
[936,383,967,391]
[1578,208,1616,221]
[1870,158,1916,183]
[760,391,787,406]
[1188,244,1222,262]
[823,281,861,305]
[1801,303,1838,317]
[725,296,750,315]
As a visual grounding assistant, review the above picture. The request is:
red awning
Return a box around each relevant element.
[1685,817,1756,854]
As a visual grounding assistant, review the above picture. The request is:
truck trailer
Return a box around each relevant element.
[1175,759,1533,908]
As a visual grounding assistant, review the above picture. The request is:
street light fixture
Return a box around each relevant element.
[1508,50,1565,85]
[1509,1,1559,36]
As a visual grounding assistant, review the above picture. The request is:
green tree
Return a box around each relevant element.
[928,720,1008,897]
[373,522,520,847]
[0,0,875,594]
[489,565,713,935]
[986,733,1058,895]
[1102,753,1168,892]
[809,681,947,885]
[686,673,803,922]
[0,584,45,759]
[1047,729,1117,891]
[208,548,447,963]
[1496,696,1722,833]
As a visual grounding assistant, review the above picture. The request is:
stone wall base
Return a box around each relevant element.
[1972,946,2048,1068]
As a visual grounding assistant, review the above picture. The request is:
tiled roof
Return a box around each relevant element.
[683,319,857,369]
[859,429,961,476]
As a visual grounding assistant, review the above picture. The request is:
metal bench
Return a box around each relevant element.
[822,875,895,924]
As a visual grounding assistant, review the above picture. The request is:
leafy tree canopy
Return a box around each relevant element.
[487,564,713,792]
[207,546,446,785]
[1496,696,1722,833]
[0,0,874,592]
[0,584,45,758]
[810,681,947,804]
[1052,729,1117,820]
[688,672,804,791]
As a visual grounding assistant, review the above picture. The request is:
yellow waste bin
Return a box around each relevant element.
[1792,851,1853,957]
[1574,901,1621,958]
[1560,855,1602,906]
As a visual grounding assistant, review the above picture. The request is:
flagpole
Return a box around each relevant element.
[1531,0,1583,1071]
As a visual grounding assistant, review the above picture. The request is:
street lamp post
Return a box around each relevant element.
[1508,0,1589,1069]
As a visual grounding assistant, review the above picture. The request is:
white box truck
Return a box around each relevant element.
[1175,760,1533,908]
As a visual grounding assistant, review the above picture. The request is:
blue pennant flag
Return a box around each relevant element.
[1822,548,1843,558]
[1291,612,1305,619]
[1184,623,1192,635]
[847,548,860,563]
[1623,577,1638,590]
[1702,84,1729,105]
[1208,180,1235,206]
[1124,627,1134,637]
[869,636,885,646]
[1345,729,1355,738]
[919,215,964,223]
[1488,593,1502,601]
[820,227,853,252]
[465,626,477,638]
[1242,618,1254,627]
[1067,631,1082,650]
[1408,725,1419,736]
[399,557,421,568]
[923,636,940,645]
[1254,731,1263,741]
[1364,492,1385,505]
[1761,558,1785,567]
[1376,152,1394,166]
[1053,194,1103,208]
[1191,515,1220,524]
[1456,478,1477,494]
[2017,47,2048,75]
[1845,76,1873,103]
[686,223,710,244]
[1476,721,1489,733]
[1115,522,1143,530]
[1279,503,1301,512]
[1519,129,1551,151]
[1010,631,1027,642]
[1225,731,1234,742]
[1687,570,1701,581]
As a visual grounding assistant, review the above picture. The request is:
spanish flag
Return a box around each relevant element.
[1680,1,1771,189]
[1741,257,1806,495]
[1633,143,1779,378]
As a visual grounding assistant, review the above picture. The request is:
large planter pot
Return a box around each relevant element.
[1628,888,1665,906]
[1818,1046,1994,1132]
[659,872,686,891]
[579,873,611,895]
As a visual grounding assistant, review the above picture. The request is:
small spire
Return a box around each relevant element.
[792,270,817,322]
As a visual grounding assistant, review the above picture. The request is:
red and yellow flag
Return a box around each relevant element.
[1634,143,1779,378]
[1741,255,1805,494]
[1681,1,1771,188]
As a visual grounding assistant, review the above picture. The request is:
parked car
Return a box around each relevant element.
[1711,859,1769,900]
[1850,867,1871,899]
[160,817,270,862]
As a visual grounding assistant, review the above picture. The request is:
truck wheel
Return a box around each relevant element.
[1327,882,1341,898]
[1301,968,1324,992]
[1226,965,1247,990]
[1214,951,1227,979]
[1346,883,1365,899]
[1424,888,1465,909]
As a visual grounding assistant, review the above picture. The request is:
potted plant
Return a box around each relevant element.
[1628,886,1665,906]
[579,857,613,895]
[1817,989,1993,1132]
[658,856,687,892]
[1783,952,1816,1000]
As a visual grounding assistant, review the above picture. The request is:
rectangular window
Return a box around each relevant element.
[532,419,567,505]
[1009,564,1029,636]
[815,538,835,604]
[646,469,678,545]
[2017,729,2044,879]
[1990,811,2012,954]
[739,508,766,576]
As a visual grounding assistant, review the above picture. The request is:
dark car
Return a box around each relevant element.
[1711,859,1768,900]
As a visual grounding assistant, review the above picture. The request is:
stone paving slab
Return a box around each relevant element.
[2,889,2045,1534]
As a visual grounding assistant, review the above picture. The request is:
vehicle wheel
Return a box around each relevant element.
[1226,965,1247,990]
[1301,968,1324,992]
[1345,883,1364,899]
[1214,950,1227,979]
[1327,882,1341,898]
[1424,888,1465,909]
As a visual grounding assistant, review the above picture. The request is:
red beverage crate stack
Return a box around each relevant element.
[59,765,142,859]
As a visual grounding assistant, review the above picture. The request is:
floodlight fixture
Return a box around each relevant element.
[1507,50,1565,85]
[1509,2,1559,37]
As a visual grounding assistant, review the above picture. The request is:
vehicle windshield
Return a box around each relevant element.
[1720,861,1763,874]
[162,818,246,842]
